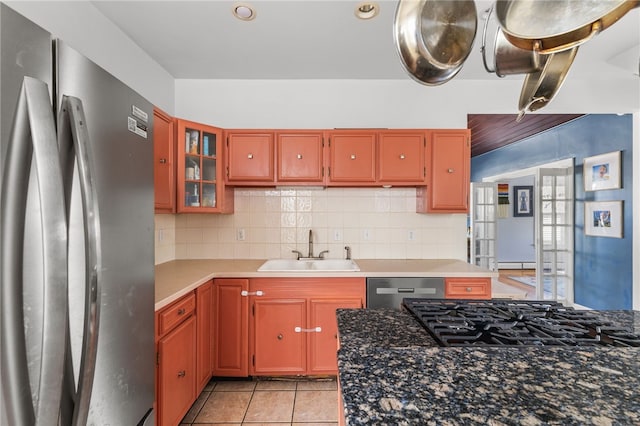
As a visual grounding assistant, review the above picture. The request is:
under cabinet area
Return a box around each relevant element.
[156,292,197,426]
[250,278,365,376]
[211,277,365,378]
[156,281,214,426]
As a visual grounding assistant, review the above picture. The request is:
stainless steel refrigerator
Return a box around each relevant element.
[1,4,155,425]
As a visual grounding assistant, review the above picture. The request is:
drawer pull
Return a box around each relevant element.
[177,308,186,315]
[399,154,405,159]
[277,334,283,340]
[241,290,264,297]
[447,168,454,173]
[159,158,167,164]
[466,287,472,292]
[247,153,253,159]
[350,154,356,160]
[297,154,303,159]
[177,370,186,378]
[294,326,322,333]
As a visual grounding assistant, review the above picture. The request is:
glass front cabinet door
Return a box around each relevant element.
[176,119,233,213]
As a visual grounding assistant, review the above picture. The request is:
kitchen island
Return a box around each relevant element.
[336,308,640,425]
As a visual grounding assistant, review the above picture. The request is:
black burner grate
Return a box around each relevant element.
[402,299,640,347]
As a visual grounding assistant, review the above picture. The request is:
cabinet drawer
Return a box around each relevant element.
[158,292,196,336]
[445,278,491,299]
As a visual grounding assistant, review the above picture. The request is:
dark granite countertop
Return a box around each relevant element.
[336,308,640,425]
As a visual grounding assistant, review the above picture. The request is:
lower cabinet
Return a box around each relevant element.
[249,278,365,376]
[444,277,491,299]
[156,282,213,426]
[196,281,213,394]
[156,294,197,426]
[212,278,249,377]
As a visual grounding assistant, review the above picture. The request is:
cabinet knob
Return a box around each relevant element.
[447,168,454,173]
[350,154,356,160]
[159,158,167,164]
[297,154,303,159]
[277,334,283,340]
[466,287,472,292]
[177,370,186,378]
[177,308,185,315]
[247,153,254,159]
[399,154,405,160]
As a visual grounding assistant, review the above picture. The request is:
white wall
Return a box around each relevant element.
[174,77,640,129]
[6,1,175,113]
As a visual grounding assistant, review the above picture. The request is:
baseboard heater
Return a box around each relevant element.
[498,262,536,270]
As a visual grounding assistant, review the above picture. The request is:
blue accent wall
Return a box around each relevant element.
[471,114,633,309]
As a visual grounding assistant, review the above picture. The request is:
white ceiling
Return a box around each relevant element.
[92,0,640,82]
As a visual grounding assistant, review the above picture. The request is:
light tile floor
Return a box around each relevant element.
[180,377,339,425]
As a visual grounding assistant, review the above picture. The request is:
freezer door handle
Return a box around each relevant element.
[1,77,68,426]
[57,95,102,426]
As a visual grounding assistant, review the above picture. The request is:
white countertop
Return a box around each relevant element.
[154,258,499,311]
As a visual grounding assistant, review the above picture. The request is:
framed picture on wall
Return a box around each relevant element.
[585,201,623,238]
[583,151,621,191]
[513,186,533,217]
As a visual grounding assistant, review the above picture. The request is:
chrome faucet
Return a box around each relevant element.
[292,230,329,260]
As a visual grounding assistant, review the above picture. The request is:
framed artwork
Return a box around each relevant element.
[513,186,533,217]
[583,151,621,191]
[585,201,623,238]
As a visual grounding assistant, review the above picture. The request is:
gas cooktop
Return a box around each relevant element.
[402,299,640,347]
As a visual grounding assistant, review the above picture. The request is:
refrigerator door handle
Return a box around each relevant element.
[57,95,102,426]
[1,77,68,425]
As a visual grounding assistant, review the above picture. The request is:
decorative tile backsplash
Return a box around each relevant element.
[154,187,467,264]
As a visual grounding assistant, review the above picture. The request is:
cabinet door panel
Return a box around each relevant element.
[328,132,376,183]
[422,130,470,213]
[253,299,306,375]
[196,281,212,393]
[308,298,362,374]
[378,131,425,183]
[213,279,249,377]
[158,316,196,426]
[153,108,175,213]
[227,132,274,182]
[277,132,324,183]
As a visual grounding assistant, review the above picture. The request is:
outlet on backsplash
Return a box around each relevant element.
[237,228,246,241]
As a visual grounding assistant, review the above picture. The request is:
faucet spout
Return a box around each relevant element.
[308,229,313,258]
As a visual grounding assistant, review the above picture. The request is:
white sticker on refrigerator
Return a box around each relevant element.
[128,116,148,139]
[131,105,149,122]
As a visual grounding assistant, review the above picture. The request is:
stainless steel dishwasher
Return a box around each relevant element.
[366,277,445,309]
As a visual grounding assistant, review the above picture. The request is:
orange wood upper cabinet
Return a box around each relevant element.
[248,278,365,376]
[327,130,377,185]
[445,277,491,299]
[212,278,249,377]
[153,108,175,213]
[308,298,362,374]
[253,298,307,375]
[378,130,427,184]
[225,130,275,184]
[195,281,213,394]
[417,129,471,213]
[176,119,233,214]
[276,131,326,184]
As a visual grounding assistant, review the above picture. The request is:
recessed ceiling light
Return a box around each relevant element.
[233,4,256,21]
[355,2,379,20]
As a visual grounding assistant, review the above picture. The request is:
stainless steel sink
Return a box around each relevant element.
[257,259,360,272]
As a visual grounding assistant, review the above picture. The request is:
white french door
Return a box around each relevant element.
[535,167,574,304]
[470,182,498,271]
